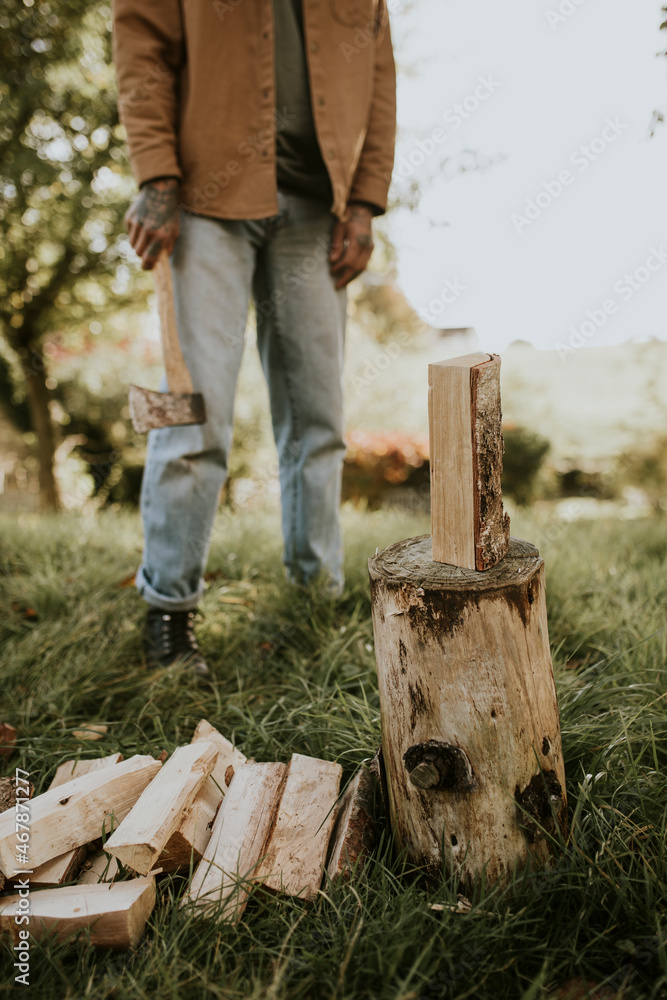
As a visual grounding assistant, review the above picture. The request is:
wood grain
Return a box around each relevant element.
[27,756,123,886]
[428,353,509,571]
[369,535,566,887]
[154,251,192,394]
[78,850,120,885]
[254,753,342,899]
[159,722,246,871]
[106,742,218,875]
[49,753,123,790]
[428,354,480,569]
[326,769,377,881]
[0,755,161,875]
[0,876,156,949]
[184,761,286,922]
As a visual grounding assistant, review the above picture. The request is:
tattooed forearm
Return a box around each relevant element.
[137,178,180,230]
[124,176,181,270]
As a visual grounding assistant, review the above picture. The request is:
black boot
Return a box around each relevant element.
[143,608,211,681]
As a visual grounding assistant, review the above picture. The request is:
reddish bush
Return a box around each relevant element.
[343,430,430,507]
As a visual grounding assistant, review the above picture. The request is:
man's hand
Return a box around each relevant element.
[329,202,375,290]
[124,177,180,270]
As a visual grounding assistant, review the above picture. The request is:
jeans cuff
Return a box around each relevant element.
[135,565,205,612]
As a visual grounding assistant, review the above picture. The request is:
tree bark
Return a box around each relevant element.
[369,535,567,888]
[24,348,60,511]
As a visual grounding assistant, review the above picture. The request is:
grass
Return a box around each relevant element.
[1,503,667,999]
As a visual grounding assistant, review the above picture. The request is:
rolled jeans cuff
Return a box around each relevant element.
[135,565,205,612]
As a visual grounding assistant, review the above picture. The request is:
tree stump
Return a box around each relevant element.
[369,535,566,887]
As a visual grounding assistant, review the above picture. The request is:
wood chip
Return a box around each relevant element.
[72,724,109,741]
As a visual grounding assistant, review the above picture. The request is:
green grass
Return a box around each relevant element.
[1,504,667,1000]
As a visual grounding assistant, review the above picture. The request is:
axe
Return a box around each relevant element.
[129,251,206,434]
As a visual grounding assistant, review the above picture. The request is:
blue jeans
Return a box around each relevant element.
[136,191,347,611]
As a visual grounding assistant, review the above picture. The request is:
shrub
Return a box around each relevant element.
[501,424,550,506]
[617,432,667,515]
[343,430,430,508]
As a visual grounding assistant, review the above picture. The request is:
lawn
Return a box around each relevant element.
[1,504,666,999]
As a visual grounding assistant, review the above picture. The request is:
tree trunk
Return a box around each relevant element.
[369,535,567,889]
[24,351,60,511]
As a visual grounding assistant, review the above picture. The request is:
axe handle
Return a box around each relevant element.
[153,251,194,395]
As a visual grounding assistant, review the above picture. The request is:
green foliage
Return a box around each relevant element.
[0,0,146,507]
[502,425,551,506]
[0,0,139,352]
[555,464,618,502]
[618,433,667,516]
[1,506,667,998]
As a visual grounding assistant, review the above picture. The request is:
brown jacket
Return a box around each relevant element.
[112,0,396,221]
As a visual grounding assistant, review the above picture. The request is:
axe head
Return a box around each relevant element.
[129,385,206,434]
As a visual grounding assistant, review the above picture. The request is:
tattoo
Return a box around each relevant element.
[138,179,179,230]
[349,205,373,223]
[355,234,372,249]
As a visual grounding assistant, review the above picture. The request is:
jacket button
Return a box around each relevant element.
[327,148,336,159]
[317,96,325,107]
[309,40,319,53]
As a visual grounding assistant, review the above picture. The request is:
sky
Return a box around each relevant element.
[387,0,667,352]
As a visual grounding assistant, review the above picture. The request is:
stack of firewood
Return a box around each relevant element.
[0,721,377,949]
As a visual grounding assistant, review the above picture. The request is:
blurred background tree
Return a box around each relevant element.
[0,0,143,509]
[0,0,662,518]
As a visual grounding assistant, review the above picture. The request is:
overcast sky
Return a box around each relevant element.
[387,0,667,352]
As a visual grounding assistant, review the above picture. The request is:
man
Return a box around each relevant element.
[112,0,396,679]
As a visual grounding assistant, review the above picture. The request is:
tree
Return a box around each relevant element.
[0,0,142,509]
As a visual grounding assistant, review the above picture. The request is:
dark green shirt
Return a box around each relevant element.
[273,0,333,204]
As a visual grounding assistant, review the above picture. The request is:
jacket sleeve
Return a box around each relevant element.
[112,0,185,186]
[348,0,397,214]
